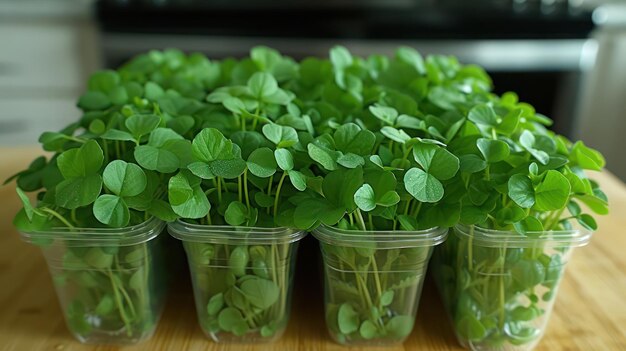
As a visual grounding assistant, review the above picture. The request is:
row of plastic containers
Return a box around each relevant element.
[19,219,592,350]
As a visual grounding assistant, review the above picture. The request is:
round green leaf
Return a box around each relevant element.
[83,247,114,269]
[57,140,104,178]
[508,174,535,208]
[333,123,376,156]
[209,158,247,179]
[377,191,400,207]
[274,148,294,171]
[385,315,414,338]
[336,153,365,168]
[248,72,278,99]
[404,168,444,203]
[125,114,161,139]
[241,278,280,309]
[223,96,247,114]
[369,105,398,125]
[225,201,248,226]
[477,138,510,163]
[513,216,544,235]
[134,145,180,173]
[93,194,130,227]
[169,173,210,219]
[412,142,459,180]
[459,154,487,173]
[512,260,546,289]
[88,70,120,92]
[354,184,376,211]
[55,175,103,209]
[192,128,234,162]
[337,303,359,334]
[207,293,224,316]
[308,143,339,171]
[247,148,277,178]
[288,170,307,191]
[78,91,111,110]
[468,104,498,126]
[456,315,487,341]
[577,213,597,231]
[103,160,147,197]
[187,161,215,179]
[359,320,377,340]
[380,290,394,306]
[381,126,410,143]
[144,81,164,100]
[262,124,298,147]
[218,307,246,332]
[534,170,571,211]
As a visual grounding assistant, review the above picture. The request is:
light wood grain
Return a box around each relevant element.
[0,147,624,351]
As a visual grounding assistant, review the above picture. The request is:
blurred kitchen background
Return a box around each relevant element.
[0,0,625,179]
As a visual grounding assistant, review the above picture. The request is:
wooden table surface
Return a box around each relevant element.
[1,146,625,351]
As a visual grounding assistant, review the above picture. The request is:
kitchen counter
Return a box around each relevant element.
[1,147,625,350]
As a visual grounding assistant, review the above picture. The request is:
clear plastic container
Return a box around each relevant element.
[431,224,593,351]
[18,217,168,344]
[312,225,448,346]
[167,220,306,343]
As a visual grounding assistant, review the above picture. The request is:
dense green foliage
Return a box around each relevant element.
[7,46,607,344]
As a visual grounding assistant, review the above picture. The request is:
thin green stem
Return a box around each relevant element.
[244,170,251,211]
[371,256,383,301]
[411,202,423,217]
[102,141,109,164]
[62,135,87,144]
[238,175,243,203]
[115,141,121,160]
[547,207,567,230]
[217,177,223,203]
[252,106,261,131]
[498,244,507,330]
[266,174,274,215]
[273,172,288,219]
[221,177,230,193]
[355,209,367,231]
[107,268,133,336]
[70,209,77,225]
[41,208,74,229]
[468,225,474,271]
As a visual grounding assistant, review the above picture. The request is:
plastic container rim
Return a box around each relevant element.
[454,223,593,248]
[167,219,307,244]
[312,224,448,249]
[18,217,165,247]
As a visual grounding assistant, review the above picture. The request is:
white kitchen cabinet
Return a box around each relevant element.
[0,0,99,146]
[0,97,81,145]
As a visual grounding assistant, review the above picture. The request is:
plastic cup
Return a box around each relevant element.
[18,217,168,344]
[168,220,306,343]
[431,224,593,351]
[313,225,448,345]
